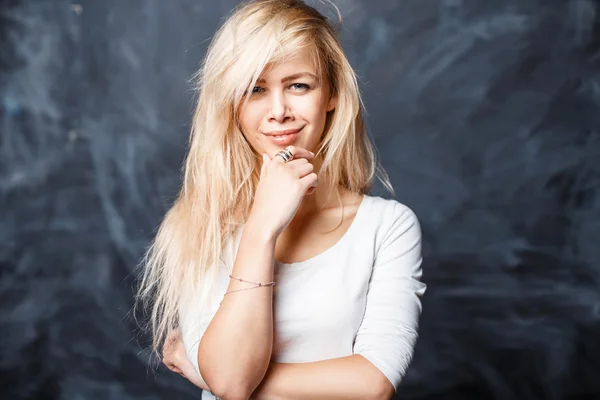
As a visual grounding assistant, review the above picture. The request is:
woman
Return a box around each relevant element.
[136,0,427,399]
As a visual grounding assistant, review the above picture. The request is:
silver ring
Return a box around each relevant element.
[275,148,294,163]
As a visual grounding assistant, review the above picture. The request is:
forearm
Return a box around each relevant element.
[198,215,277,399]
[251,355,394,400]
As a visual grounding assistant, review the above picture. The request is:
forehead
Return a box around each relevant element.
[259,46,319,81]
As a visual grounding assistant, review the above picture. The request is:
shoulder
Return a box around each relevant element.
[365,195,420,227]
[364,195,421,247]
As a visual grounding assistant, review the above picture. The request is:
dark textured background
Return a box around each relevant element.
[1,0,599,399]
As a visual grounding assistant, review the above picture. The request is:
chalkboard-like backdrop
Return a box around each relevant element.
[1,1,599,399]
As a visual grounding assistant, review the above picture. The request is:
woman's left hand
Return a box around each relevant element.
[162,328,211,392]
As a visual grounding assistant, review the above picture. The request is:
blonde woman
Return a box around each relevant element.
[136,0,427,399]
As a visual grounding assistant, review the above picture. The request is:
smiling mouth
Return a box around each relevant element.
[262,127,302,145]
[270,132,295,138]
[263,126,304,137]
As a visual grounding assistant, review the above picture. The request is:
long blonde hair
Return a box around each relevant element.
[135,0,395,358]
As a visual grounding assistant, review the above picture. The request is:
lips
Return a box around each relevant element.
[263,127,303,145]
[263,127,303,137]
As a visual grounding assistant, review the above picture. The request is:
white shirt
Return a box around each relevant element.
[179,194,427,399]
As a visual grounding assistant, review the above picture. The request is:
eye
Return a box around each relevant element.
[251,86,265,94]
[290,83,310,91]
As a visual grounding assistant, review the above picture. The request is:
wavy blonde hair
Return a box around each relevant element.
[135,0,395,358]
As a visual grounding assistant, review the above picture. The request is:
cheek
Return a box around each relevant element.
[296,95,329,121]
[239,106,263,133]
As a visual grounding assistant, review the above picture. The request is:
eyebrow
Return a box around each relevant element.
[256,72,317,84]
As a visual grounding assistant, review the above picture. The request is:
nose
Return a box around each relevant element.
[269,91,292,123]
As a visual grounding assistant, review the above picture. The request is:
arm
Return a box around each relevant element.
[197,213,277,400]
[251,356,394,400]
[352,203,426,393]
[253,203,425,399]
[166,337,392,399]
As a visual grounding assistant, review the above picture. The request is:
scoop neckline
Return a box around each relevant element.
[274,193,370,270]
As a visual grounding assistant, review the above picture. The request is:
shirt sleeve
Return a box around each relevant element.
[352,202,427,392]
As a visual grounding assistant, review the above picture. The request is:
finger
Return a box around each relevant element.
[165,330,178,345]
[272,147,314,163]
[165,361,182,374]
[166,329,177,338]
[299,172,319,191]
[163,356,173,366]
[288,161,314,178]
[164,361,175,371]
[163,336,176,352]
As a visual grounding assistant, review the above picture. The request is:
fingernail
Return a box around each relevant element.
[309,151,315,156]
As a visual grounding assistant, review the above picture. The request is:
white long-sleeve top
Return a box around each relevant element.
[179,194,427,399]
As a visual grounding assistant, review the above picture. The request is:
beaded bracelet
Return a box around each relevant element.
[228,274,276,287]
[220,274,276,305]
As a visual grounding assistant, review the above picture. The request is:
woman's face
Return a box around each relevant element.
[238,47,336,158]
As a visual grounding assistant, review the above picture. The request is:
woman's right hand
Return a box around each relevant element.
[162,329,211,391]
[250,146,318,239]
